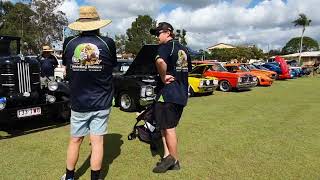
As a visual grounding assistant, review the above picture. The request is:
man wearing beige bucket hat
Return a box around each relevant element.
[61,6,116,180]
[39,45,58,77]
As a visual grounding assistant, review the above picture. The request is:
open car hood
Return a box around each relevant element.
[125,44,159,76]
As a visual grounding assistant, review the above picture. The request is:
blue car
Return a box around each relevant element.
[261,63,282,75]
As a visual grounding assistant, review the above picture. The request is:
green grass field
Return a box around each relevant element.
[1,77,320,180]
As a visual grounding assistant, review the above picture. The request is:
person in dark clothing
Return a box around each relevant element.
[150,22,192,173]
[61,6,116,180]
[40,45,58,77]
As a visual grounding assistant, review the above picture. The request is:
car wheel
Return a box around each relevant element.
[219,80,231,92]
[119,92,137,112]
[256,78,260,86]
[188,85,195,97]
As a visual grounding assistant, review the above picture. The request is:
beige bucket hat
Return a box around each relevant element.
[68,6,112,31]
[42,45,54,52]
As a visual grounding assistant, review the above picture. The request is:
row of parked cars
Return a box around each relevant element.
[0,37,310,123]
[112,45,310,112]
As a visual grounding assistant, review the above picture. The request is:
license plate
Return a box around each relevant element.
[17,107,41,118]
[206,87,213,91]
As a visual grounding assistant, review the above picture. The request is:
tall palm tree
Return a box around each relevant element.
[292,13,312,64]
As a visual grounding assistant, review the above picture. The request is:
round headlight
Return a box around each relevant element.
[253,77,257,81]
[206,80,210,86]
[48,81,58,91]
[213,79,219,85]
[199,81,204,87]
[145,86,154,96]
[46,95,56,103]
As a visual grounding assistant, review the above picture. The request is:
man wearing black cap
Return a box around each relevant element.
[150,22,192,173]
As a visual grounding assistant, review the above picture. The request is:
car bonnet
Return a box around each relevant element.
[125,44,159,76]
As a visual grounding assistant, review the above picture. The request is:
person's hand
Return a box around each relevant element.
[162,75,175,84]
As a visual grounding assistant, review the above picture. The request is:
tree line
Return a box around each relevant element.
[0,1,67,54]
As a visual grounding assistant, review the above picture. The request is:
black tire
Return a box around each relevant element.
[188,85,195,97]
[256,78,260,86]
[219,80,232,92]
[119,92,137,112]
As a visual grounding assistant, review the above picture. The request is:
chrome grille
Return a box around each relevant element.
[17,62,31,93]
[241,75,253,83]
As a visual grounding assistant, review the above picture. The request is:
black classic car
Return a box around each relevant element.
[0,35,70,123]
[113,45,159,112]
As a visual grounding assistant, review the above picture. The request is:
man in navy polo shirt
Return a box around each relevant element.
[40,45,58,77]
[61,6,116,180]
[150,22,192,173]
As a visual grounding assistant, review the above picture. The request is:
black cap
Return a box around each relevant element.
[150,22,174,36]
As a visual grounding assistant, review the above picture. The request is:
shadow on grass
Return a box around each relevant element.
[75,133,123,179]
[0,118,68,140]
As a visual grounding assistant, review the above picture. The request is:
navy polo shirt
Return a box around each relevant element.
[155,39,192,106]
[62,32,117,112]
[40,55,58,77]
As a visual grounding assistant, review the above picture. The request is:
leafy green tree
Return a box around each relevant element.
[0,1,67,54]
[282,36,319,54]
[209,46,265,62]
[175,29,187,46]
[115,34,127,54]
[0,2,37,53]
[292,13,312,63]
[125,15,157,55]
[268,49,282,57]
[31,0,67,52]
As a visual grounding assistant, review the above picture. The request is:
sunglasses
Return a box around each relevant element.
[156,30,169,37]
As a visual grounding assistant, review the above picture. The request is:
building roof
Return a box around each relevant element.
[207,43,236,50]
[280,51,320,58]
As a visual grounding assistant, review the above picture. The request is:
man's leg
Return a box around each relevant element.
[161,130,170,158]
[163,127,178,160]
[90,134,104,170]
[66,136,84,170]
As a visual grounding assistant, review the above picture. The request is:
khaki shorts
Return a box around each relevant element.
[70,108,111,137]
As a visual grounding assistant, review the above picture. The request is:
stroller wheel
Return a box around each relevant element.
[128,133,136,140]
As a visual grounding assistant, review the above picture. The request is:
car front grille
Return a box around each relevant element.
[241,75,253,83]
[17,62,32,93]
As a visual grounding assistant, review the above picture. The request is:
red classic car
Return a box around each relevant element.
[191,63,257,92]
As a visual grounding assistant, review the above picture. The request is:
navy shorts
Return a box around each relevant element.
[154,102,184,130]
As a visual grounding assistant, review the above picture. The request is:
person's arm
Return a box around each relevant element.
[156,58,174,84]
[108,38,117,67]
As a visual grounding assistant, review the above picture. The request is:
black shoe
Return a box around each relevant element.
[156,158,180,170]
[153,155,176,173]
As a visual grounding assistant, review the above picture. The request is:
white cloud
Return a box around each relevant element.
[57,0,79,23]
[156,0,320,51]
[59,0,320,52]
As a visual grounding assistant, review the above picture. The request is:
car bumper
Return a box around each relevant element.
[139,96,155,107]
[259,79,273,86]
[197,85,218,93]
[236,82,257,90]
[0,101,68,122]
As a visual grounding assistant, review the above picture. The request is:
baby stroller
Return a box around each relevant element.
[128,103,161,150]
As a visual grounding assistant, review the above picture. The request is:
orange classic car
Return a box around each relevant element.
[243,64,277,80]
[224,63,273,86]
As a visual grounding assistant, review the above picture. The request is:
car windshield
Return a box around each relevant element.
[113,61,132,74]
[208,63,227,72]
[191,65,208,74]
[246,64,258,70]
[254,64,269,71]
[239,65,250,72]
